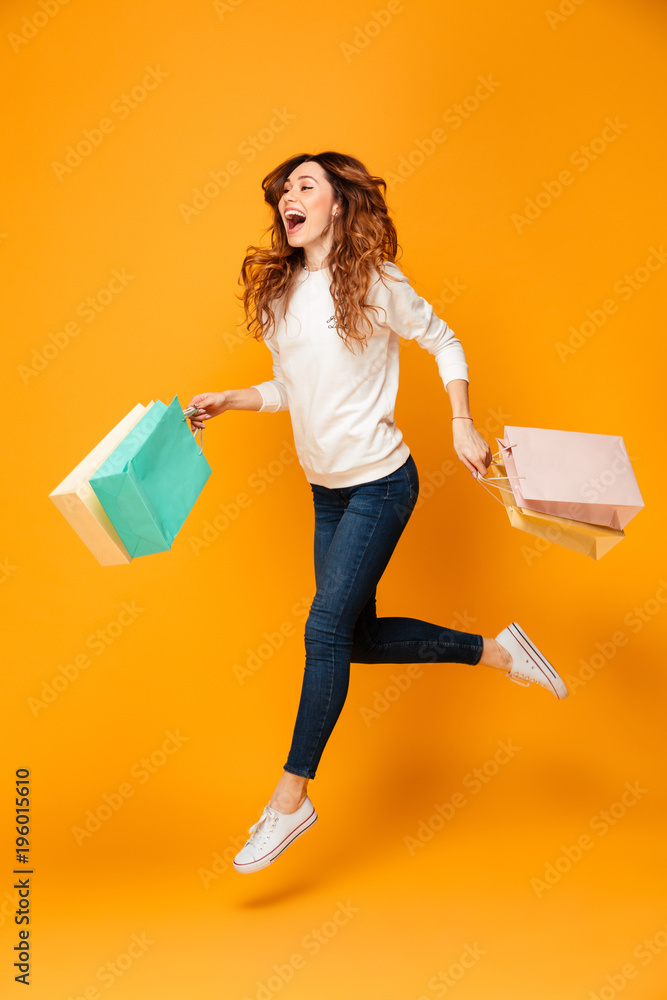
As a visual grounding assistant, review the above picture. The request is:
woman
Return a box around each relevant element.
[186,151,568,875]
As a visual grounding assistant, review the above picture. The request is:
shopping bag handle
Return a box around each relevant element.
[475,474,512,507]
[477,472,523,490]
[483,448,524,488]
[474,450,525,508]
[491,445,518,459]
[182,417,205,457]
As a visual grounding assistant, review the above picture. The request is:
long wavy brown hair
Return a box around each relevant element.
[238,151,403,352]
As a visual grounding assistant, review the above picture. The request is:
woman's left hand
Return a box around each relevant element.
[451,419,493,478]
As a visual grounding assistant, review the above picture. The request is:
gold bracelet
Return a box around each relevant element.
[452,416,473,420]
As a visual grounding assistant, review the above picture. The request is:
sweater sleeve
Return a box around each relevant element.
[249,334,290,413]
[370,261,469,388]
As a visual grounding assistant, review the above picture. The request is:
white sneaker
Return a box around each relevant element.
[232,796,318,874]
[495,622,568,699]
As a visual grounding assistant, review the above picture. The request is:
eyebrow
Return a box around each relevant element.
[283,175,318,187]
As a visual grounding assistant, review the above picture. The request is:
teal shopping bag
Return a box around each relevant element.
[89,396,211,556]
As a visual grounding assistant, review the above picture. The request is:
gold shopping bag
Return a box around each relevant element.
[478,458,625,560]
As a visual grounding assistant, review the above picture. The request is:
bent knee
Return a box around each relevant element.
[350,622,378,660]
[305,607,354,644]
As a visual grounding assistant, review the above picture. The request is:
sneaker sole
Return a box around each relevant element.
[505,622,568,699]
[232,807,318,874]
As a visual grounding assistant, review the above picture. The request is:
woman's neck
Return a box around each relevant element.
[302,240,332,272]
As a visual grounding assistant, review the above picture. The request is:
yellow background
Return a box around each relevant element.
[2,0,666,996]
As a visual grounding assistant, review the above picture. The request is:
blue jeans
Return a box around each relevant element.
[283,453,484,780]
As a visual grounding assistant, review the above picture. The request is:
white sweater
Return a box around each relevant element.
[250,260,469,488]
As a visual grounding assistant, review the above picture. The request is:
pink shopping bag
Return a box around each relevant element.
[476,457,626,559]
[496,426,644,530]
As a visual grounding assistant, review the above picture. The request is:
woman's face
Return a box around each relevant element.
[278,160,339,252]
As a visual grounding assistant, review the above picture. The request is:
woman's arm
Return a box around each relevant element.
[184,388,263,429]
[370,265,492,479]
[446,379,493,478]
[445,378,472,419]
[225,388,264,411]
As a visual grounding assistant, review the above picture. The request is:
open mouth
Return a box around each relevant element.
[285,209,306,234]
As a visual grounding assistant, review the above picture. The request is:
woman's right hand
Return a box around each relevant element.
[184,391,230,430]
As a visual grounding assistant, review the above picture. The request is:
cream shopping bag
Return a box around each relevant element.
[49,402,154,565]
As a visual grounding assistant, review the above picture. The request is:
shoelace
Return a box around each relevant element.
[246,807,279,848]
[506,671,531,688]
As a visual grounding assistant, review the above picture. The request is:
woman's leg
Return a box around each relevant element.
[281,465,421,786]
[268,476,348,813]
[269,454,509,813]
[349,454,511,670]
[351,587,511,670]
[283,455,489,774]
